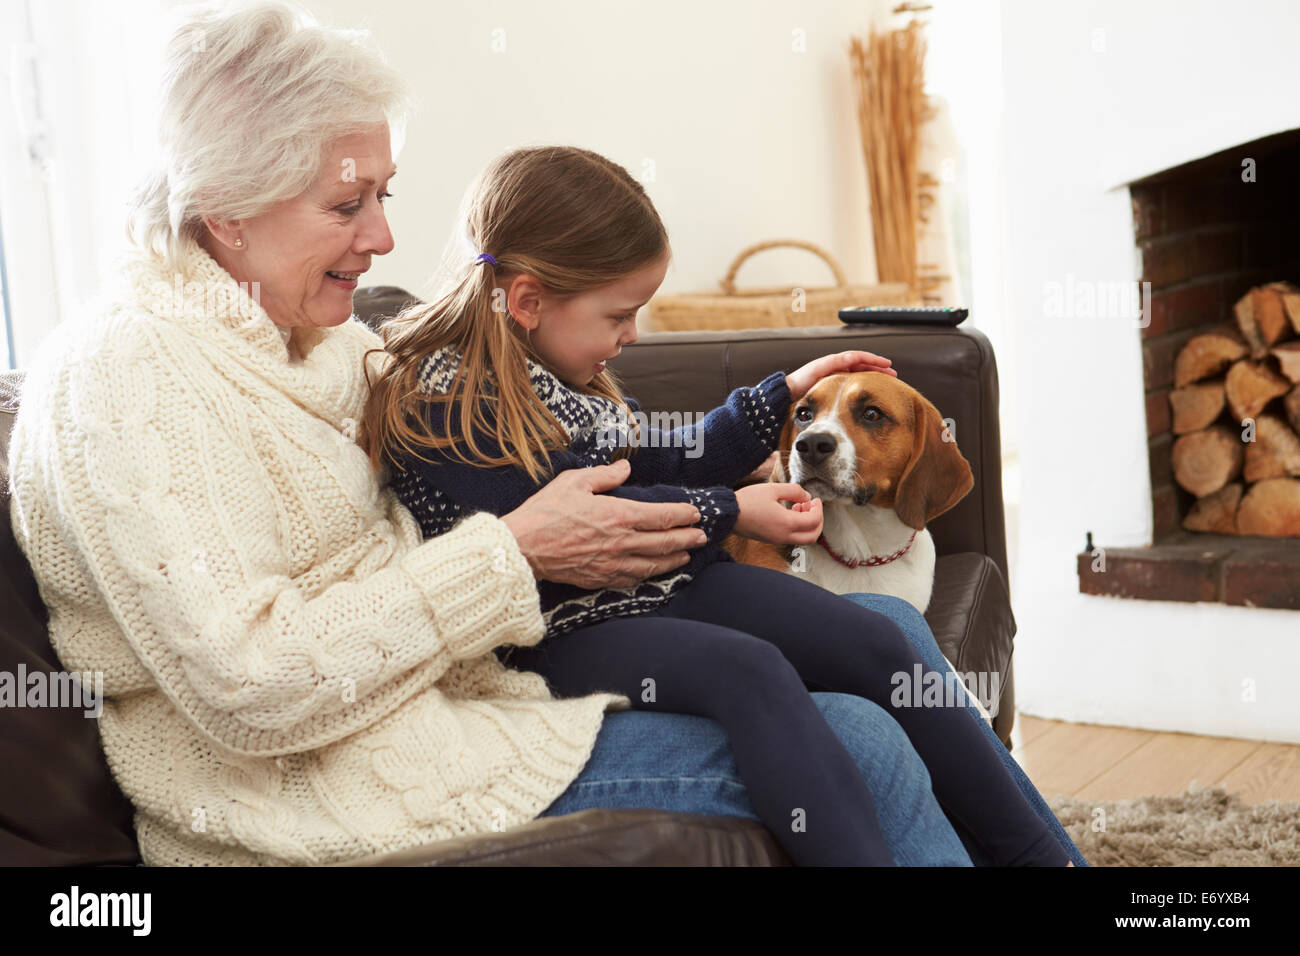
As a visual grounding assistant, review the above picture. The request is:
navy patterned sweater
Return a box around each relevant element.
[388,346,791,638]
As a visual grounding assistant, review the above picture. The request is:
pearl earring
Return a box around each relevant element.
[234,238,244,247]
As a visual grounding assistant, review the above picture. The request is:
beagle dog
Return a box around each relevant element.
[723,371,995,720]
[724,370,973,610]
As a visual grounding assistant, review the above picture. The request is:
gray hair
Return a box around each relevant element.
[127,0,411,268]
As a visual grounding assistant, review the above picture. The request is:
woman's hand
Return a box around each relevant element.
[785,350,896,402]
[733,483,823,545]
[500,459,708,589]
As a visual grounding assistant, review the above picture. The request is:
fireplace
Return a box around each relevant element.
[1077,128,1300,610]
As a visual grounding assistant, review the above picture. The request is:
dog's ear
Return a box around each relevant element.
[770,415,795,483]
[893,396,975,530]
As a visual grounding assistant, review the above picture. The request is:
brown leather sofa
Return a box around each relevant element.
[0,286,1017,866]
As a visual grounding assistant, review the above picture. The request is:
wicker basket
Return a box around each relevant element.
[646,239,916,332]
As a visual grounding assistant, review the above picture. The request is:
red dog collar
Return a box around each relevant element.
[816,531,918,569]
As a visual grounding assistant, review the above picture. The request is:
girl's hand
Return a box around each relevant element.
[734,483,823,545]
[785,350,896,402]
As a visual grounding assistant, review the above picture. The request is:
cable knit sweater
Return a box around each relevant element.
[5,238,630,866]
[389,347,790,638]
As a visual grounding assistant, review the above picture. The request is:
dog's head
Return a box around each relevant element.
[774,371,974,530]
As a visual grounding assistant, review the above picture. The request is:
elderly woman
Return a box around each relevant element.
[7,1,1083,867]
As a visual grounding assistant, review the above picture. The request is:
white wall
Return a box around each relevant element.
[297,0,902,311]
[1000,0,1300,743]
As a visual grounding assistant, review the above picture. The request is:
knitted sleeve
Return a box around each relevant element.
[621,371,790,489]
[400,445,741,546]
[7,345,546,758]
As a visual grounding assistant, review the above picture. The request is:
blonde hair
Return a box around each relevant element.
[360,146,670,483]
[126,0,410,269]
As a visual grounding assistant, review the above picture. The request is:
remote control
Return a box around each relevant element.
[838,306,969,327]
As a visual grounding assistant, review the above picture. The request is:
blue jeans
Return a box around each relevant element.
[538,592,1087,867]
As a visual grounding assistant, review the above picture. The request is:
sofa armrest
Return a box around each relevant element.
[926,553,1018,743]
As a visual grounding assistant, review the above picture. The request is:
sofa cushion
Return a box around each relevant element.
[353,285,419,331]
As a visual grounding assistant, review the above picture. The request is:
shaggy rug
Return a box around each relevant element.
[1046,785,1300,866]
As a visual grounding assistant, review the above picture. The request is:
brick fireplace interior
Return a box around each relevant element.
[1077,127,1300,610]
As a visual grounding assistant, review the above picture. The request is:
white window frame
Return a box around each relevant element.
[1,0,168,368]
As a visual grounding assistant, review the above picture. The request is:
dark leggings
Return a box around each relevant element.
[501,561,1067,867]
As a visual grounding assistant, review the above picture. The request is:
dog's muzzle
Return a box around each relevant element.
[790,426,875,505]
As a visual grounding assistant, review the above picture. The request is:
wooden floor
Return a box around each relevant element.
[1008,714,1300,805]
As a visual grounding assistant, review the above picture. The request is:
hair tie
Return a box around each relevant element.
[475,253,497,267]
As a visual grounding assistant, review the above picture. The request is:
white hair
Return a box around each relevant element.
[127,0,411,268]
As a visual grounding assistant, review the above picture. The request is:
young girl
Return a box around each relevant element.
[361,146,1071,867]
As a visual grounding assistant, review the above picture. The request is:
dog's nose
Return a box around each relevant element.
[795,431,837,467]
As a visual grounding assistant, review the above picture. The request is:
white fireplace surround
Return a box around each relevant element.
[1000,0,1300,744]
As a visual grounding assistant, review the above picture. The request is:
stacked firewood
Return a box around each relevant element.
[1171,282,1300,535]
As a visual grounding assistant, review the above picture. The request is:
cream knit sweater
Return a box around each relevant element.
[6,238,630,866]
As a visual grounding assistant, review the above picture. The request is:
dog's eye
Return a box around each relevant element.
[863,406,882,422]
[794,407,813,423]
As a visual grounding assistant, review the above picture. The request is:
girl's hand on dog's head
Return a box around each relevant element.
[785,350,896,401]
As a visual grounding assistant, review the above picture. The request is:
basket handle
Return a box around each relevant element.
[718,239,850,295]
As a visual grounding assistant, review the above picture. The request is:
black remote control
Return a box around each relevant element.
[838,306,969,327]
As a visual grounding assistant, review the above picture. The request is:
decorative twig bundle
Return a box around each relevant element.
[850,16,937,298]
